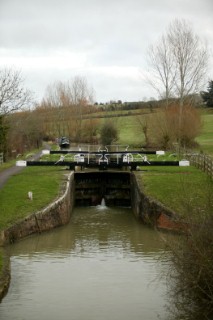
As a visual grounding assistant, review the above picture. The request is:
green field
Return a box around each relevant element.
[196,112,213,155]
[112,108,213,155]
[116,115,144,146]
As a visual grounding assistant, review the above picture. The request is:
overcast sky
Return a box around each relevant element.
[0,0,213,103]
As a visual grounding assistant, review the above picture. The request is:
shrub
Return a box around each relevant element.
[100,120,118,146]
[166,179,213,319]
[149,103,202,149]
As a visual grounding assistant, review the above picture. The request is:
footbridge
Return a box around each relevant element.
[16,147,190,171]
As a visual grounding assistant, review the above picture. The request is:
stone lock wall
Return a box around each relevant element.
[0,172,75,246]
[131,173,184,232]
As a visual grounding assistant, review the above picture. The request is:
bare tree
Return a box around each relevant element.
[43,77,94,108]
[41,76,95,141]
[147,34,175,107]
[146,19,208,147]
[168,19,208,141]
[0,68,32,115]
[67,76,94,140]
[42,81,68,137]
[146,19,208,106]
[148,103,202,149]
[168,19,208,107]
[136,114,151,147]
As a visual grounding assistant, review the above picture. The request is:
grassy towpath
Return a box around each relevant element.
[0,166,66,231]
[139,165,213,221]
[0,165,66,278]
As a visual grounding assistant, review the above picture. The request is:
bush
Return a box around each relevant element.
[100,120,118,146]
[166,179,213,319]
[149,103,202,149]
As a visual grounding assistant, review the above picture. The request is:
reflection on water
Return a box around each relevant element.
[0,206,171,320]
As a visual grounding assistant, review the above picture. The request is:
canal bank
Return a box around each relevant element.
[0,172,75,246]
[0,171,74,301]
[0,170,180,302]
[0,251,10,303]
[0,206,170,320]
[131,173,186,232]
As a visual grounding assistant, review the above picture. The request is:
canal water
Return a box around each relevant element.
[0,206,171,320]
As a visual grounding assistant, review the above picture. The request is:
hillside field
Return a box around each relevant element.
[106,108,213,155]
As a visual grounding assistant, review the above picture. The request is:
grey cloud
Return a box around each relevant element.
[0,0,212,102]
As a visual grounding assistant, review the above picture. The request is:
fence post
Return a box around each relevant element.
[185,153,213,179]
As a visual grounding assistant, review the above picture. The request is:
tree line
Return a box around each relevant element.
[0,18,213,160]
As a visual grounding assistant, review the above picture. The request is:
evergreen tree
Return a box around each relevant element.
[201,80,213,108]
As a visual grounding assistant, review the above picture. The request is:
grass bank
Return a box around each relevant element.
[0,166,66,231]
[0,160,17,173]
[0,165,65,278]
[140,165,213,220]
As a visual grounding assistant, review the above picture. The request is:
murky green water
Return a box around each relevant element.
[0,206,170,320]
